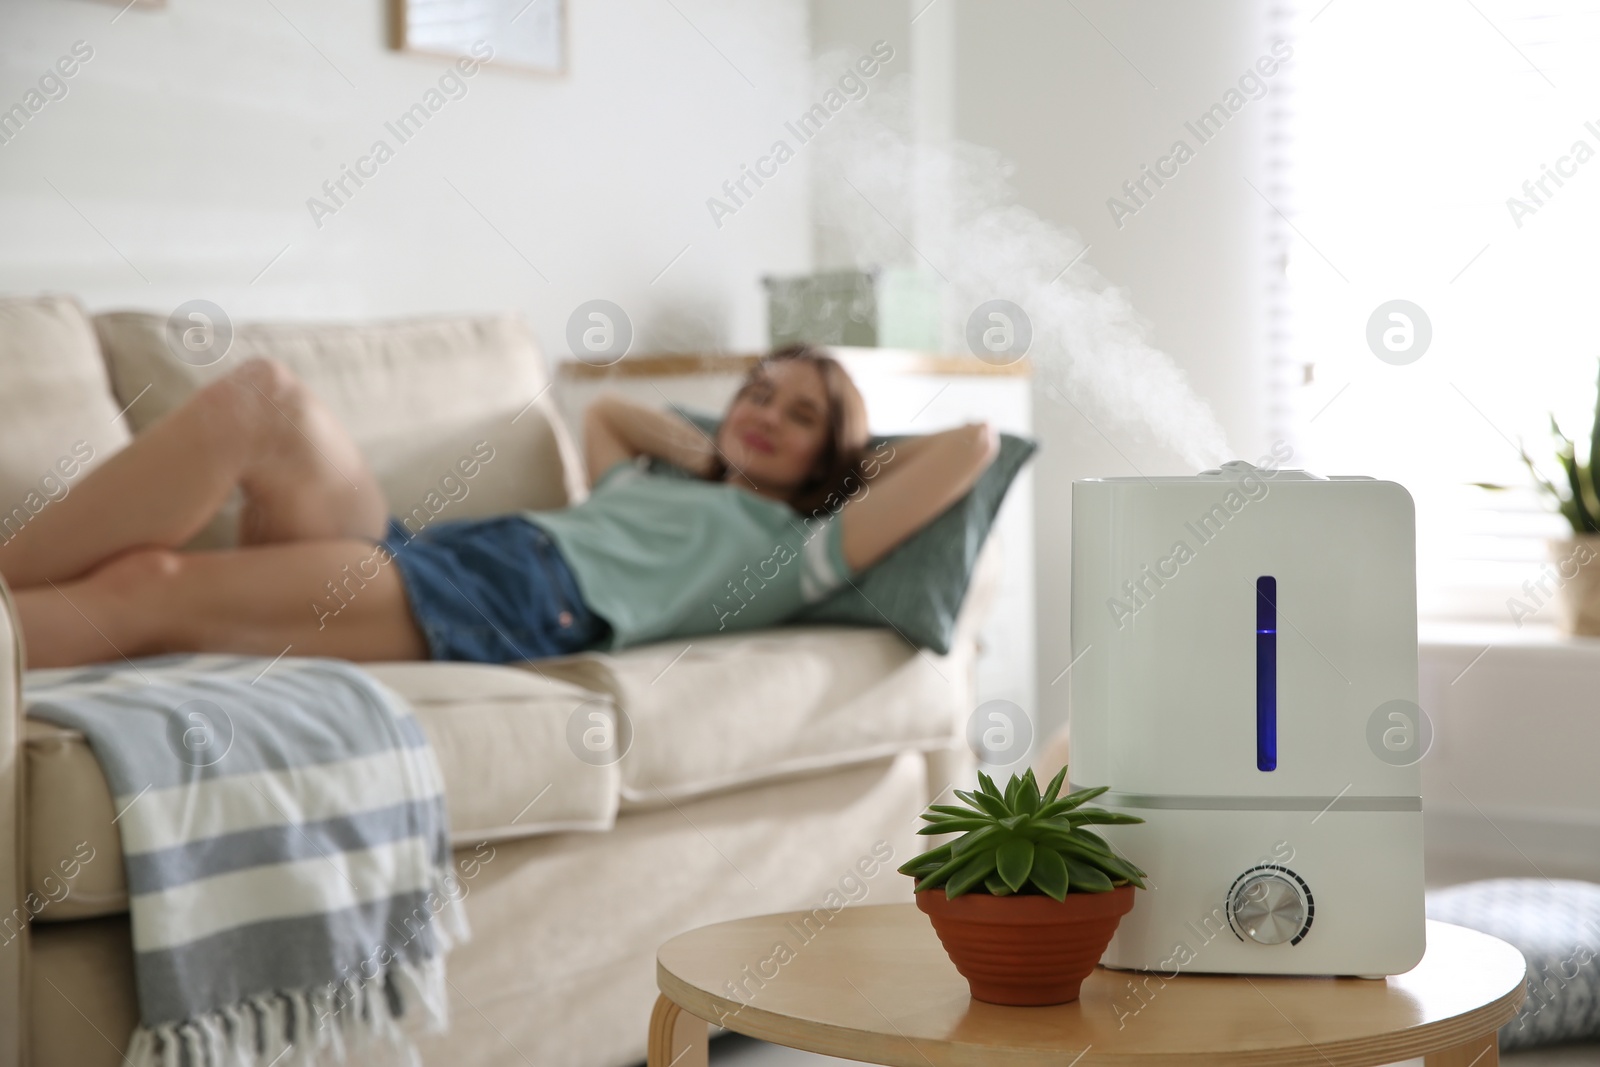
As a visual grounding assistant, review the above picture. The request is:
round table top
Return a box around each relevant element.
[656,904,1527,1066]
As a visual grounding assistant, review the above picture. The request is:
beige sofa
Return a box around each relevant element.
[0,295,993,1067]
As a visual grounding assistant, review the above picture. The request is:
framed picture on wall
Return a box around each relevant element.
[390,0,566,75]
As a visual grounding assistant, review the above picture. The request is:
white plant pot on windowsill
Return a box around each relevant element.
[1547,536,1600,636]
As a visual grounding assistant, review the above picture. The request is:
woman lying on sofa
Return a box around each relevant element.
[1,345,998,668]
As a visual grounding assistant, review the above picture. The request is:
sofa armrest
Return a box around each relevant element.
[0,574,26,1067]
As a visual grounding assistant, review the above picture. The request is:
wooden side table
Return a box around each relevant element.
[648,904,1526,1067]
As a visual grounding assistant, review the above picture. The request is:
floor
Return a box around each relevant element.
[711,1034,852,1065]
[710,1031,1600,1065]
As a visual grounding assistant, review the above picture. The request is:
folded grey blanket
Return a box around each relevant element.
[25,653,468,1067]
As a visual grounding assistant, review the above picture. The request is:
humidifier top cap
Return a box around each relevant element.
[1079,460,1377,485]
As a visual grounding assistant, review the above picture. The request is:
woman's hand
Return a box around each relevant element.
[836,421,1000,573]
[583,394,717,486]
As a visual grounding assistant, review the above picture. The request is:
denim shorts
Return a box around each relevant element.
[378,515,610,664]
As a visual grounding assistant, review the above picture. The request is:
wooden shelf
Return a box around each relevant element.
[556,347,1033,381]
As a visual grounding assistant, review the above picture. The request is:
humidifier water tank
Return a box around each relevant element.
[1069,461,1426,977]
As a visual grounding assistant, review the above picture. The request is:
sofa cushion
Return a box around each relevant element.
[24,661,619,921]
[91,310,587,547]
[1426,878,1600,1050]
[0,295,130,541]
[535,625,969,810]
[665,408,1037,654]
[793,432,1036,654]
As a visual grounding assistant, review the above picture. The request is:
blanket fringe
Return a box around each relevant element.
[128,955,446,1067]
[128,868,471,1067]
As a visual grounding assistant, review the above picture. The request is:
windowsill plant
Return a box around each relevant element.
[1479,373,1600,634]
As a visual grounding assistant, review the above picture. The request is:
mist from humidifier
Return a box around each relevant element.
[807,53,1232,470]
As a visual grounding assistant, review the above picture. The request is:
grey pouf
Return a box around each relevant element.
[1426,879,1600,1051]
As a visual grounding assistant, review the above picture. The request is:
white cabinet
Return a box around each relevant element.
[554,348,1036,724]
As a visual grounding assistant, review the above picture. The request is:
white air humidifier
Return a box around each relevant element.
[1069,461,1425,977]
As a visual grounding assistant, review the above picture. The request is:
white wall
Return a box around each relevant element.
[811,0,1274,747]
[4,0,1274,753]
[0,0,812,356]
[951,1,1274,746]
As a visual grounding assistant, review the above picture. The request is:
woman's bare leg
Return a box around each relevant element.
[0,358,387,590]
[13,541,427,669]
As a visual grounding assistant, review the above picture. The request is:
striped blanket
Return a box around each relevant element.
[24,653,468,1067]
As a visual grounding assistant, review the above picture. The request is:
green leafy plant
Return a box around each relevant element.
[898,767,1148,901]
[1476,364,1600,534]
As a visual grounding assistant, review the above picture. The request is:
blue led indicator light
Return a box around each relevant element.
[1256,576,1277,771]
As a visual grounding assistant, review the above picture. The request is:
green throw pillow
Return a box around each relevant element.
[654,409,1037,654]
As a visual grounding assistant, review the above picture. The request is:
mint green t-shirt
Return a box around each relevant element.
[523,461,854,650]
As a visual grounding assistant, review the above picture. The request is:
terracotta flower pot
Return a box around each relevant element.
[914,883,1136,1006]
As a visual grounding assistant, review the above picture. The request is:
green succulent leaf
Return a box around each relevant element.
[951,825,1004,855]
[1073,828,1114,853]
[1503,372,1600,536]
[1041,766,1069,805]
[1040,832,1117,862]
[1077,851,1147,888]
[1558,448,1599,533]
[916,818,993,835]
[1003,775,1023,810]
[1537,413,1600,534]
[927,804,982,819]
[1063,856,1116,893]
[1036,834,1145,885]
[897,842,952,874]
[1514,441,1563,511]
[976,771,1003,799]
[1014,769,1041,814]
[984,874,1016,896]
[945,852,1000,898]
[1038,785,1110,818]
[1088,847,1147,879]
[1066,810,1147,826]
[1029,846,1069,901]
[1590,363,1600,515]
[910,848,970,891]
[955,788,1011,819]
[996,837,1036,893]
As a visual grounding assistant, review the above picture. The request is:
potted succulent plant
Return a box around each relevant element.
[1478,366,1600,634]
[899,766,1147,1006]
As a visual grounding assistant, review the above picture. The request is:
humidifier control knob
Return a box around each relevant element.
[1228,867,1313,946]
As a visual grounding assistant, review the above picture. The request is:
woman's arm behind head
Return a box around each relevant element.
[582,393,716,487]
[834,421,1000,574]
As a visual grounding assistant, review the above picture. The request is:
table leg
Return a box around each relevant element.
[648,994,709,1067]
[1423,1030,1497,1066]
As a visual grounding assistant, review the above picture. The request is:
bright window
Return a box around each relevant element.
[1277,0,1600,622]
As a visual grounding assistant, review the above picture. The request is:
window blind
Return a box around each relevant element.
[1269,0,1600,622]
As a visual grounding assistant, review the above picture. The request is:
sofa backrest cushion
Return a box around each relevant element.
[0,295,131,544]
[93,310,587,547]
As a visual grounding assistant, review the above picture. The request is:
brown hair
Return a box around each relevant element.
[707,343,870,517]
